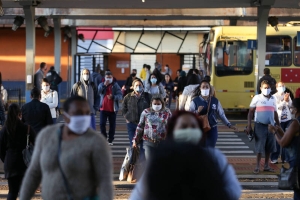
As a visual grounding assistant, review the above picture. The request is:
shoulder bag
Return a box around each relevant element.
[278,119,300,190]
[22,125,34,167]
[198,97,211,133]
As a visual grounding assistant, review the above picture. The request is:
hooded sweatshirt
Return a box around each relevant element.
[70,69,96,114]
[179,84,199,111]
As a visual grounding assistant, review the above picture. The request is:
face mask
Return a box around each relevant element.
[83,75,89,81]
[42,86,50,91]
[261,88,271,96]
[105,78,113,84]
[152,104,162,111]
[173,128,202,145]
[277,86,285,94]
[164,66,168,70]
[201,89,210,96]
[135,86,143,93]
[64,113,91,135]
[151,78,157,84]
[131,73,136,77]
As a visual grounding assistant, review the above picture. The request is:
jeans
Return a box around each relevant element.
[206,126,218,148]
[90,114,96,130]
[100,111,116,143]
[127,122,137,146]
[52,118,56,124]
[271,120,291,162]
[295,189,300,200]
[7,175,23,200]
[143,140,158,160]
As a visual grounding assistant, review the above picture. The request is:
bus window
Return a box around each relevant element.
[265,36,291,67]
[215,41,252,77]
[294,37,300,66]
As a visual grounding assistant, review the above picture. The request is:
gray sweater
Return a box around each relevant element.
[19,124,113,200]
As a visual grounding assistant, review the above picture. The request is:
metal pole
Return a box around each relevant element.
[53,17,61,74]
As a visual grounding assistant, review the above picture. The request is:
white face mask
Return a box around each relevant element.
[277,86,285,94]
[201,89,210,96]
[83,74,89,81]
[105,77,113,84]
[64,113,91,135]
[152,104,162,111]
[173,128,202,145]
[261,88,271,96]
[42,86,50,92]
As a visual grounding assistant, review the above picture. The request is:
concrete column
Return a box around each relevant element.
[256,5,270,91]
[70,26,77,87]
[53,18,61,74]
[23,5,35,103]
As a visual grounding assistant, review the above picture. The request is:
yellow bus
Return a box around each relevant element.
[210,26,300,110]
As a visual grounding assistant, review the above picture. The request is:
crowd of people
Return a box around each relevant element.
[0,63,300,199]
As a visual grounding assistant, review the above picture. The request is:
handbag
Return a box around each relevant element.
[119,147,132,181]
[22,125,34,167]
[127,146,140,183]
[198,97,211,133]
[278,119,300,190]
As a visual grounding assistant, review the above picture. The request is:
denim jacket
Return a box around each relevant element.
[98,81,123,112]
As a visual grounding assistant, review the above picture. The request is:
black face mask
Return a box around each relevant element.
[131,73,137,77]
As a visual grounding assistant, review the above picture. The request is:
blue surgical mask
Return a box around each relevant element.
[135,86,143,93]
[277,86,285,94]
[150,78,157,84]
[262,88,271,96]
[173,128,202,145]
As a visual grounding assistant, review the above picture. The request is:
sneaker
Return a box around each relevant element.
[108,143,113,146]
[271,160,278,164]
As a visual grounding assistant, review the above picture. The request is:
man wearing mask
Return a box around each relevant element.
[98,71,123,145]
[70,68,97,129]
[257,68,277,95]
[122,79,151,149]
[122,69,137,96]
[34,62,47,91]
[247,80,280,174]
[271,82,292,164]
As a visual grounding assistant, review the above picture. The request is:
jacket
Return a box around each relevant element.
[144,83,166,98]
[70,69,97,114]
[0,100,5,126]
[34,69,44,91]
[21,99,53,135]
[190,96,230,128]
[122,91,152,124]
[0,120,35,178]
[139,69,147,81]
[1,85,7,104]
[41,90,58,118]
[257,75,276,95]
[98,81,123,112]
[179,84,199,111]
[46,70,62,91]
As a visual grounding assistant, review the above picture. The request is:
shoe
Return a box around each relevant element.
[263,167,275,172]
[108,143,113,146]
[270,160,278,164]
[253,168,260,174]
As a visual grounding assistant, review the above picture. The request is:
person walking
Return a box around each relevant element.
[257,68,277,95]
[98,71,123,145]
[34,62,47,91]
[19,96,113,200]
[91,64,103,88]
[122,69,137,97]
[122,79,151,146]
[40,78,58,123]
[0,99,5,127]
[70,68,97,130]
[144,74,166,98]
[247,80,280,174]
[161,73,174,108]
[163,64,172,76]
[268,98,300,200]
[179,74,201,111]
[190,80,237,147]
[45,66,62,92]
[203,75,216,97]
[139,64,147,81]
[0,104,35,200]
[132,96,171,160]
[21,88,53,135]
[175,71,187,109]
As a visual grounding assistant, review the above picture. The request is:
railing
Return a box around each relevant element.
[6,88,24,107]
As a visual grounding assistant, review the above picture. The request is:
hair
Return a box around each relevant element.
[151,95,165,110]
[105,71,113,76]
[292,98,300,115]
[145,65,151,70]
[186,74,200,86]
[132,69,137,72]
[192,80,211,99]
[40,62,46,69]
[165,64,169,68]
[203,75,211,82]
[149,72,163,85]
[187,69,194,78]
[31,87,41,99]
[132,78,144,87]
[4,103,21,138]
[260,80,270,87]
[42,78,49,84]
[177,69,182,73]
[63,96,87,113]
[164,73,173,82]
[193,69,199,75]
[276,81,284,87]
[264,68,270,75]
[50,66,55,71]
[143,64,147,68]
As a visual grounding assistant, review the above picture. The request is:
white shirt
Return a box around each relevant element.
[273,92,292,123]
[41,90,58,118]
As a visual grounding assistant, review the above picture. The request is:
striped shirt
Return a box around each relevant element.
[250,94,277,125]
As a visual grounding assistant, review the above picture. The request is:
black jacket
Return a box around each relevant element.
[0,120,35,178]
[46,70,62,91]
[21,99,53,135]
[0,100,5,126]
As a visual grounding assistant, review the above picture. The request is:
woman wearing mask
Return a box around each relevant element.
[144,74,166,98]
[190,80,237,147]
[133,96,171,160]
[162,73,174,109]
[41,78,58,123]
[0,104,35,200]
[268,98,300,200]
[19,96,113,200]
[179,74,201,111]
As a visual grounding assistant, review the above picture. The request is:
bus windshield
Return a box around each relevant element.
[215,41,253,77]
